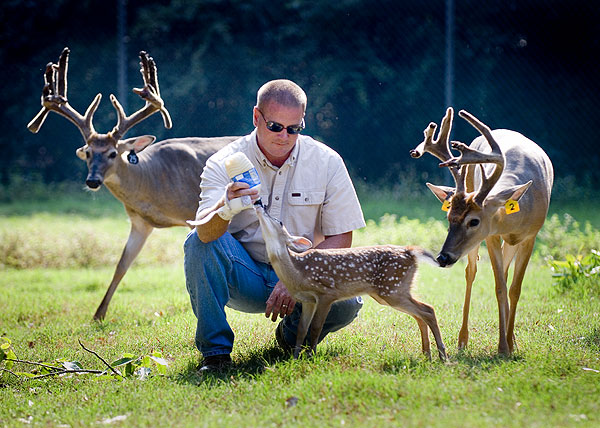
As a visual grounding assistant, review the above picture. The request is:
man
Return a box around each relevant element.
[184,79,365,372]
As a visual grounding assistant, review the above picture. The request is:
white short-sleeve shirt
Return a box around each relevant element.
[197,129,366,263]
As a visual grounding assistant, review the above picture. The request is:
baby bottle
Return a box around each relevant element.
[224,152,262,204]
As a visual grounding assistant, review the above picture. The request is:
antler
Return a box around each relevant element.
[27,47,100,142]
[439,110,505,205]
[109,51,172,141]
[410,107,468,194]
[27,48,172,144]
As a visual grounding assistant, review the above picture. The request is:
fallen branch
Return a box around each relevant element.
[1,367,21,379]
[5,359,62,371]
[78,339,123,378]
[29,368,104,380]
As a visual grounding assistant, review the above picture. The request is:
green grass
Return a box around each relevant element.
[2,263,599,427]
[1,186,600,427]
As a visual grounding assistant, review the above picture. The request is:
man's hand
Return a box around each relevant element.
[217,182,260,220]
[265,281,296,322]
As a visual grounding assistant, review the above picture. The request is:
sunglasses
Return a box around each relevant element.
[257,109,305,135]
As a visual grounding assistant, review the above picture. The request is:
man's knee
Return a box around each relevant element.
[337,296,363,323]
[184,230,220,262]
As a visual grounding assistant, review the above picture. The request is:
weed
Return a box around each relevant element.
[548,249,600,296]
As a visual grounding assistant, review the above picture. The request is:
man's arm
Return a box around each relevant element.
[194,182,260,243]
[314,231,353,250]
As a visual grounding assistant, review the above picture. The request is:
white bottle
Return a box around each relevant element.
[224,152,261,204]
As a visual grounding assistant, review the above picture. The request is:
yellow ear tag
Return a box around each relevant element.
[442,199,451,212]
[505,199,520,214]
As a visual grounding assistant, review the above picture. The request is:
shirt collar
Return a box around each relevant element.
[250,129,300,170]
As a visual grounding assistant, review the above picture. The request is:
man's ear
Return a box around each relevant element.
[426,183,455,203]
[287,236,313,253]
[116,135,156,154]
[484,181,533,209]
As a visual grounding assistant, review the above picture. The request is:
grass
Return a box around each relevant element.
[1,184,600,427]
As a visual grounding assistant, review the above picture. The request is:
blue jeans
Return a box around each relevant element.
[183,230,363,357]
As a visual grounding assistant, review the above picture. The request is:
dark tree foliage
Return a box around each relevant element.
[1,0,598,189]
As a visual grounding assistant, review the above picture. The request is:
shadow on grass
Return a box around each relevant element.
[584,327,600,350]
[381,348,524,374]
[174,343,293,386]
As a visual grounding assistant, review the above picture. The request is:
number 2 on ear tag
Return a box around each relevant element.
[441,199,451,212]
[505,199,520,214]
[127,150,139,165]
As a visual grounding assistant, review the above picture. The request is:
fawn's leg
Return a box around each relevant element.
[295,298,317,359]
[412,316,431,356]
[307,298,335,355]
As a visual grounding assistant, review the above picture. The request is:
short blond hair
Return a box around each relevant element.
[256,79,307,112]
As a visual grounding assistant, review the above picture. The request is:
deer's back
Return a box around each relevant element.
[472,130,554,237]
[116,136,238,228]
[287,245,418,302]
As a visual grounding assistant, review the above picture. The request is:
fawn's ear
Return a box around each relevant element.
[287,236,313,253]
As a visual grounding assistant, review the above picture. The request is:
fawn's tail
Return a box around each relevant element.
[410,246,440,267]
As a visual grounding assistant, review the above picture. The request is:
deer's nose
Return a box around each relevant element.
[86,178,103,189]
[436,253,451,267]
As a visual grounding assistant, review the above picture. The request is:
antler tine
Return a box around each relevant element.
[111,51,172,141]
[28,63,55,133]
[139,51,151,88]
[410,107,466,191]
[57,46,69,97]
[455,165,467,195]
[143,52,159,95]
[410,107,455,162]
[27,47,98,141]
[143,52,171,128]
[448,110,505,205]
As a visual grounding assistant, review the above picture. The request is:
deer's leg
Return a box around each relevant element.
[294,298,317,359]
[93,214,153,321]
[458,247,479,350]
[501,242,518,282]
[501,242,519,347]
[485,235,510,355]
[412,315,431,357]
[412,300,446,361]
[506,237,535,353]
[307,298,335,355]
[386,295,447,361]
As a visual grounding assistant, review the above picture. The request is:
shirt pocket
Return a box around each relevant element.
[287,190,325,206]
[286,190,325,238]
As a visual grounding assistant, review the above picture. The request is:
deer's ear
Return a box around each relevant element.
[76,145,87,160]
[485,181,533,208]
[287,236,313,253]
[116,135,156,154]
[426,183,455,203]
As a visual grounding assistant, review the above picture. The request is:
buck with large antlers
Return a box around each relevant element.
[28,47,236,320]
[410,108,553,355]
[253,203,447,360]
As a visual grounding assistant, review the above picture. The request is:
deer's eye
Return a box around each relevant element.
[468,219,480,228]
[108,152,117,159]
